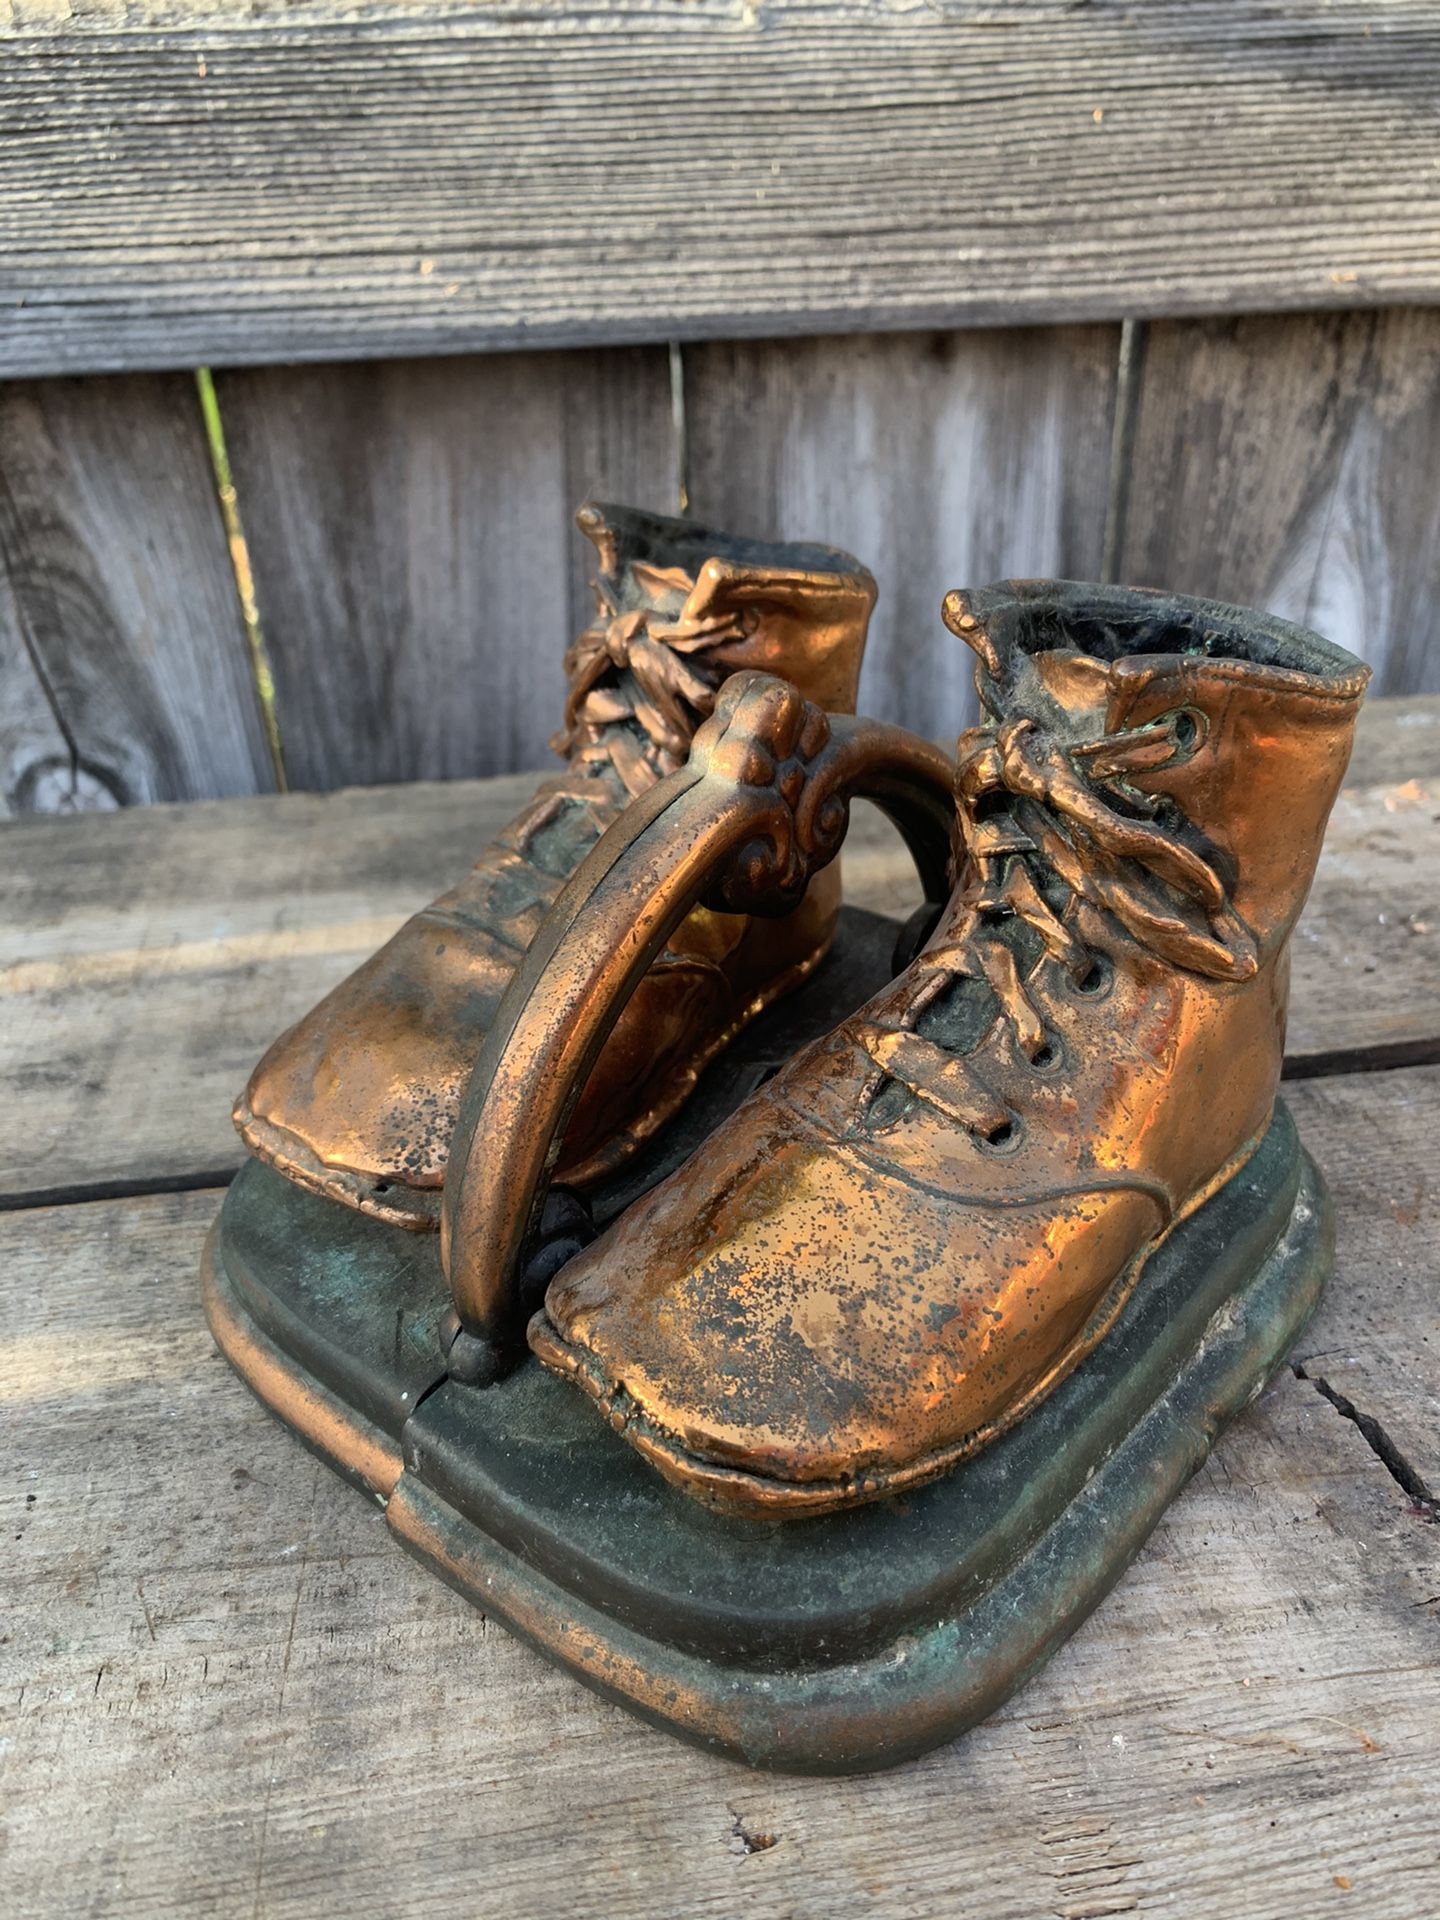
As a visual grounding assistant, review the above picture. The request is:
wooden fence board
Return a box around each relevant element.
[6,2,1440,376]
[0,374,274,806]
[683,326,1118,738]
[213,347,677,789]
[2,1068,1437,1917]
[1116,307,1440,694]
[0,560,79,816]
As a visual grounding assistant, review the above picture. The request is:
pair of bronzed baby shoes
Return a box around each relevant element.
[209,502,1367,1769]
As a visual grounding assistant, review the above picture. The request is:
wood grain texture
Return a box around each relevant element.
[6,1,1440,376]
[1117,307,1440,695]
[2,1067,1436,1917]
[0,375,274,808]
[0,775,536,1203]
[1281,774,1440,1069]
[683,327,1118,738]
[1,699,1436,1208]
[0,559,82,817]
[213,347,677,788]
[1289,1069,1440,1510]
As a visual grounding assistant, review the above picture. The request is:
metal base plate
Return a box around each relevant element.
[204,912,1333,1773]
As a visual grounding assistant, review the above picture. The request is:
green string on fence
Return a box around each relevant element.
[195,369,288,791]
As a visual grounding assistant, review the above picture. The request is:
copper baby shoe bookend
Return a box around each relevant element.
[205,584,1367,1775]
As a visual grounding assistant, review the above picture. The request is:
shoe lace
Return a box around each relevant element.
[550,564,750,797]
[856,709,1259,1139]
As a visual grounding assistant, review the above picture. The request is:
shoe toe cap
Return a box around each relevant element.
[238,917,511,1197]
[532,1105,1165,1514]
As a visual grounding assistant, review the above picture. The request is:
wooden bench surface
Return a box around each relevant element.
[3,696,1438,1917]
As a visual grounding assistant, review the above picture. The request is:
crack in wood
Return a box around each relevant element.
[1283,1035,1440,1081]
[0,1168,238,1215]
[1293,1362,1439,1521]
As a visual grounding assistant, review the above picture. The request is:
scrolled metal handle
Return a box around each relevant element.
[439,671,956,1380]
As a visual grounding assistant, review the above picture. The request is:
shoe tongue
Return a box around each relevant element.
[618,559,693,615]
[980,646,1114,738]
[1029,647,1114,720]
[577,503,699,615]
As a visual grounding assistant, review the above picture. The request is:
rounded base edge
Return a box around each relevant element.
[386,1150,1333,1774]
[201,1211,403,1504]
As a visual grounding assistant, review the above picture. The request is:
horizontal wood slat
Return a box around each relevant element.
[5,1,1440,376]
[1118,306,1440,694]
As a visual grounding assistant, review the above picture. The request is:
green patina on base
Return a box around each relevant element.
[207,909,1333,1774]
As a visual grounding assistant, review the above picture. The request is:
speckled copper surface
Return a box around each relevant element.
[532,584,1368,1516]
[206,575,1364,1771]
[206,1093,1330,1772]
[234,503,876,1230]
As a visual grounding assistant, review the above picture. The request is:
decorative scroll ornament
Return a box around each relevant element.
[441,669,957,1358]
[689,673,854,917]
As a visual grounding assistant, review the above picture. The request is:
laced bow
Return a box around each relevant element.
[857,709,1258,1138]
[551,563,749,798]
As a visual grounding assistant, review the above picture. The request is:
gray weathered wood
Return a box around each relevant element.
[0,559,85,817]
[2,1066,1436,1917]
[1289,1069,1440,1506]
[6,2,1440,377]
[683,326,1119,739]
[1117,307,1440,695]
[2,703,1436,1208]
[212,348,677,788]
[1344,691,1440,786]
[0,775,535,1202]
[0,375,275,807]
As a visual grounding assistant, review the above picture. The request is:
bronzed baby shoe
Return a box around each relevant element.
[531,581,1369,1517]
[235,503,875,1229]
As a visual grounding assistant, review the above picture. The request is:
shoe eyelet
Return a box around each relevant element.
[1027,1038,1064,1075]
[1067,954,1113,1000]
[976,1115,1023,1155]
[1165,705,1208,759]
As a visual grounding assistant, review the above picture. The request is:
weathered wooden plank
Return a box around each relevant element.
[212,347,677,789]
[0,777,535,1202]
[2,713,1436,1207]
[1345,691,1440,786]
[682,326,1119,739]
[1280,774,1440,1071]
[6,2,1440,376]
[1288,1070,1440,1510]
[1117,307,1440,695]
[0,374,275,808]
[3,1067,1436,1917]
[0,558,86,816]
